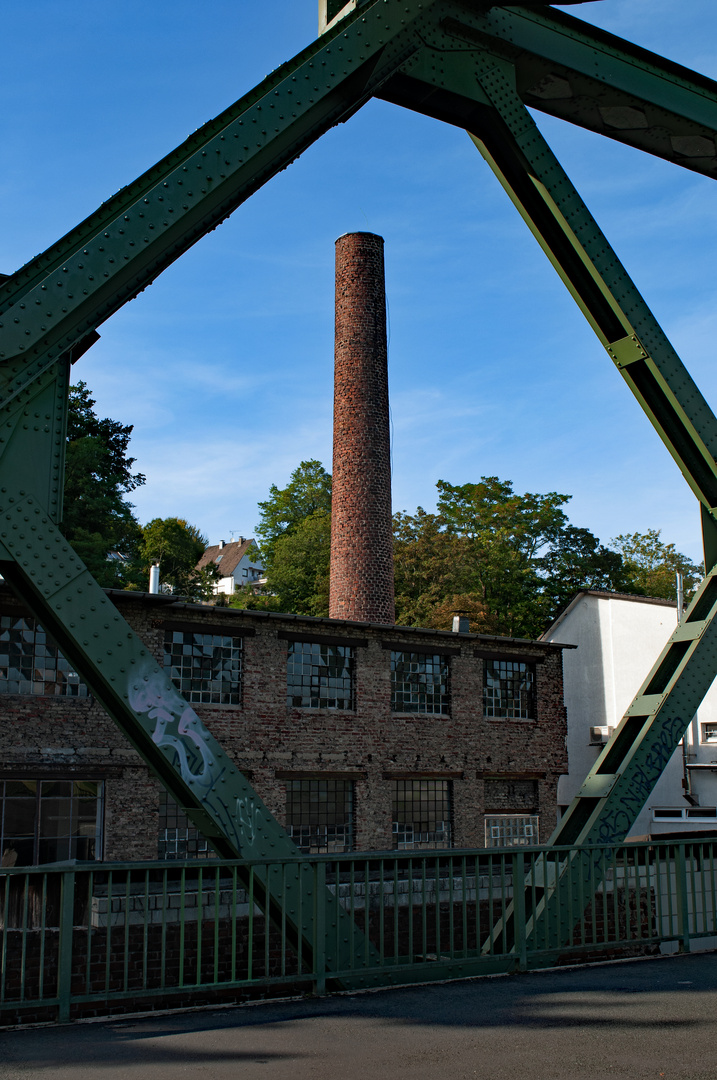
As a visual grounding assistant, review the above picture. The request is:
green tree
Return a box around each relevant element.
[394,478,634,637]
[255,460,332,564]
[435,477,571,637]
[252,460,332,613]
[233,510,331,616]
[538,525,635,619]
[611,529,703,602]
[140,517,216,599]
[61,382,145,588]
[393,509,483,629]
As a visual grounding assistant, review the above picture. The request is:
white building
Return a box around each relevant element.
[197,538,264,597]
[543,590,717,838]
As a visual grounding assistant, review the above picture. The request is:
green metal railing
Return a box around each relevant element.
[2,837,716,1025]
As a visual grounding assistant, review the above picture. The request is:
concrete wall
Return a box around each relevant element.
[544,591,717,837]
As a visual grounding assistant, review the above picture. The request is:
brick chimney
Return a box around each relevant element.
[330,232,395,624]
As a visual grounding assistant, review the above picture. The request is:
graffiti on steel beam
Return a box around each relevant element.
[127,666,273,857]
[595,713,686,843]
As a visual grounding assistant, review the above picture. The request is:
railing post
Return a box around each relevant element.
[676,843,691,953]
[512,852,527,971]
[57,870,75,1023]
[314,861,327,996]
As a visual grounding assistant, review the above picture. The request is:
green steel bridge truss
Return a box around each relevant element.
[3,0,717,975]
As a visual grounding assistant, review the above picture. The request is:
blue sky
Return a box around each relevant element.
[2,1,717,563]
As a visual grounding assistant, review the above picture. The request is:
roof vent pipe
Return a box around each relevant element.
[149,563,160,594]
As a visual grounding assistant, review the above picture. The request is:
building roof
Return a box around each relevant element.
[541,588,676,641]
[100,587,574,651]
[196,539,257,579]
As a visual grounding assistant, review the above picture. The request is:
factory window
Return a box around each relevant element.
[164,630,242,705]
[484,814,539,848]
[0,780,103,867]
[392,779,452,849]
[483,659,535,720]
[701,723,717,743]
[0,615,87,697]
[157,792,213,860]
[285,779,354,854]
[286,642,354,709]
[390,652,450,715]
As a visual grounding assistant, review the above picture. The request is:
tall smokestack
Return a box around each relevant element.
[330,232,395,624]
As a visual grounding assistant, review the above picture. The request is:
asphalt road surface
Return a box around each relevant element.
[3,953,717,1080]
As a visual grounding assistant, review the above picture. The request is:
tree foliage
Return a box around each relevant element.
[61,382,145,587]
[252,460,332,615]
[249,460,701,635]
[255,460,332,563]
[140,517,216,599]
[612,530,703,603]
[395,478,638,638]
[233,510,331,616]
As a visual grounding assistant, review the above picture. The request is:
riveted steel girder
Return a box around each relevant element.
[379,25,717,954]
[486,564,717,956]
[4,0,717,980]
[416,2,717,179]
[379,23,717,904]
[380,44,717,566]
[0,490,379,982]
[0,0,431,424]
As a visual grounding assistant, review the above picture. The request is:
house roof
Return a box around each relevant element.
[196,539,257,579]
[541,588,676,641]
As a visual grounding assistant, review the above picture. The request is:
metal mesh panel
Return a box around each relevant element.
[483,659,535,719]
[484,814,539,848]
[392,779,452,849]
[0,615,87,697]
[1,779,103,866]
[286,642,354,709]
[164,630,242,705]
[390,651,449,714]
[157,791,213,859]
[285,779,353,853]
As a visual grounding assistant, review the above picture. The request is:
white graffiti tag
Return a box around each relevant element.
[235,794,264,849]
[129,669,217,791]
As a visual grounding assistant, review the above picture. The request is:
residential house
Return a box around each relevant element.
[197,538,264,597]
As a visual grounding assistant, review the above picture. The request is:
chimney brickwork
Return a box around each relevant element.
[330,232,395,624]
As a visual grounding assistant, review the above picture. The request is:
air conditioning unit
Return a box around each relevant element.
[589,725,614,745]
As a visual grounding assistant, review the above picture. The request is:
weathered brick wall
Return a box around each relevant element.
[330,232,395,624]
[0,590,568,857]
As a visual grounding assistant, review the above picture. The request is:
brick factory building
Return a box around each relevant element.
[0,586,570,864]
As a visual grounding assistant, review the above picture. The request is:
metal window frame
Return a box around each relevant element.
[0,614,87,698]
[0,778,104,866]
[286,640,355,711]
[390,650,450,716]
[285,777,354,854]
[483,659,536,721]
[157,790,213,860]
[391,778,453,850]
[484,814,540,849]
[163,628,243,707]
